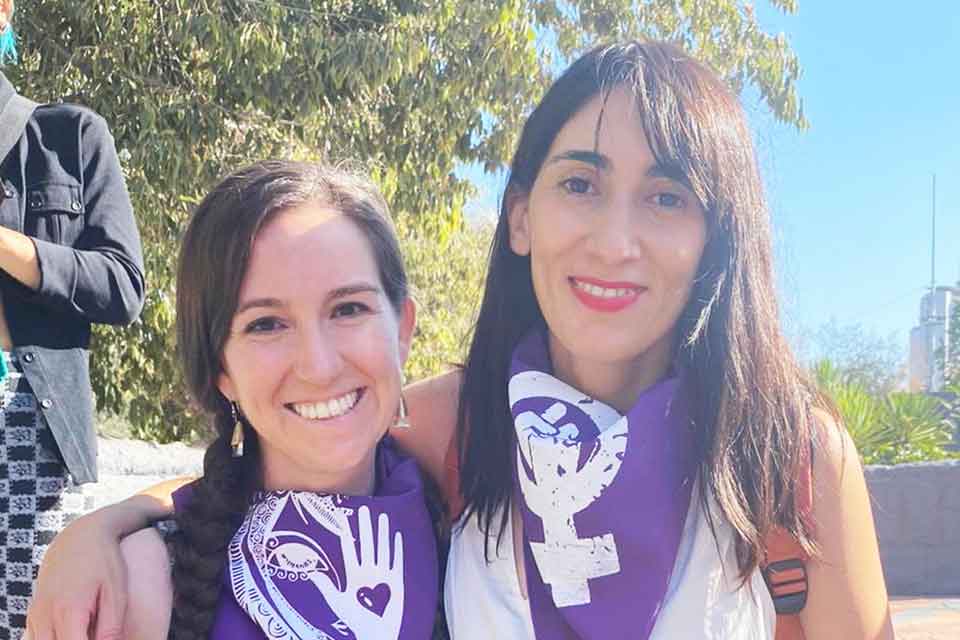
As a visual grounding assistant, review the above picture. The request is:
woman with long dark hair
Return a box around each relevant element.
[27,42,892,639]
[88,161,439,640]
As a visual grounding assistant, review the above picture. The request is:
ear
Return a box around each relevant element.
[506,190,531,256]
[216,369,237,405]
[396,297,417,365]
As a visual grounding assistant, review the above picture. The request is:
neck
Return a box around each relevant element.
[261,448,377,496]
[548,332,673,413]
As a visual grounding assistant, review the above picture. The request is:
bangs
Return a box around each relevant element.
[591,42,757,228]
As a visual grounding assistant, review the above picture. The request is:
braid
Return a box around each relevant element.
[168,414,258,640]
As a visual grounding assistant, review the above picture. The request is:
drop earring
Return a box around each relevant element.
[230,401,245,458]
[394,373,410,429]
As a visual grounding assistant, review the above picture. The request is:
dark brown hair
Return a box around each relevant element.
[168,160,408,639]
[458,41,829,577]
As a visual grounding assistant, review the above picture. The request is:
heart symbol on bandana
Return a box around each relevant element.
[356,583,391,617]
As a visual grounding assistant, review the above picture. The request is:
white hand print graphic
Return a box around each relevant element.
[231,494,404,640]
[510,371,628,607]
[308,505,405,640]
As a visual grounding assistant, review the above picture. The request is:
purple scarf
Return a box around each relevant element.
[510,329,696,640]
[173,438,437,640]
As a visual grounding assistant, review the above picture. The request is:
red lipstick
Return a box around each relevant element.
[569,277,643,313]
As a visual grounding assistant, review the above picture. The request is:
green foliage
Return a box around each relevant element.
[813,359,956,465]
[803,320,905,396]
[399,217,491,384]
[812,360,885,459]
[875,392,955,463]
[10,0,808,441]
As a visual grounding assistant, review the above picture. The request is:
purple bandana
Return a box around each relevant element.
[174,439,437,640]
[509,329,695,640]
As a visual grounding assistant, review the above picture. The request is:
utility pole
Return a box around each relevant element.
[927,174,937,391]
[931,173,936,293]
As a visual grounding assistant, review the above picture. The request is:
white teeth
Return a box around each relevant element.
[574,280,635,299]
[291,390,359,420]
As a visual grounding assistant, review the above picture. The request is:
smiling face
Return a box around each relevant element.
[216,203,414,494]
[508,86,707,408]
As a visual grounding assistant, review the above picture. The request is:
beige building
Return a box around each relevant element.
[909,284,959,392]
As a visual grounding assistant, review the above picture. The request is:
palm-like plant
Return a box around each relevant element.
[812,360,889,463]
[811,359,956,464]
[875,393,953,464]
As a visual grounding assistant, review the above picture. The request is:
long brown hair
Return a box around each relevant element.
[458,41,829,577]
[168,160,408,639]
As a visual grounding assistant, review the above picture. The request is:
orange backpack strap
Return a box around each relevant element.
[762,450,814,640]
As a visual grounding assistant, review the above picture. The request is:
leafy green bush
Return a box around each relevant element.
[813,359,956,464]
[398,216,491,384]
[874,393,955,464]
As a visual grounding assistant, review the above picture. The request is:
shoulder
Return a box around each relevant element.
[807,407,866,558]
[809,407,859,512]
[799,408,895,638]
[119,528,173,640]
[392,369,462,489]
[28,103,120,179]
[32,103,119,165]
[32,102,111,137]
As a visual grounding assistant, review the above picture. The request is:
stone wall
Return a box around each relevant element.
[91,438,959,596]
[866,461,960,596]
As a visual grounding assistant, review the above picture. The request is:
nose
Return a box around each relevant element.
[586,196,642,263]
[293,325,344,385]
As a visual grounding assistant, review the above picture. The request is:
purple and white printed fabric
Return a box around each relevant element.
[509,329,696,640]
[174,439,438,640]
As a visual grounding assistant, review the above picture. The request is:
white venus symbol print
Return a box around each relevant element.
[510,371,628,607]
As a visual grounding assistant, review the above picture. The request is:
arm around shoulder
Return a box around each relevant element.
[119,528,173,640]
[799,410,894,639]
[392,369,462,488]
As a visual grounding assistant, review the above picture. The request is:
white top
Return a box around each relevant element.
[444,484,776,639]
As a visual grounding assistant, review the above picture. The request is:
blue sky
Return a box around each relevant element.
[464,2,960,362]
[751,1,960,358]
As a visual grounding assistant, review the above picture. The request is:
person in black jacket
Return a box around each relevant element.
[0,1,145,635]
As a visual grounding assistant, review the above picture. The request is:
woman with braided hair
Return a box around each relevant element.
[91,160,439,639]
[28,42,893,639]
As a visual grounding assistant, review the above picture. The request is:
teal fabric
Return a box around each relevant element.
[0,27,16,65]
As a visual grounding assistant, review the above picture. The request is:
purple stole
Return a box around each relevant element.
[173,439,437,640]
[509,329,696,640]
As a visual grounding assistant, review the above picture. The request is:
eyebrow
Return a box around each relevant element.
[546,150,609,170]
[235,297,283,315]
[234,283,382,315]
[545,149,693,189]
[645,163,693,189]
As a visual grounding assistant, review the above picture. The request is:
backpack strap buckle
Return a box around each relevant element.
[763,557,808,615]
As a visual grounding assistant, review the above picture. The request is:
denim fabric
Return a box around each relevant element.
[0,72,145,483]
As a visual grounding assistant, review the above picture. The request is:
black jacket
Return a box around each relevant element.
[0,72,145,483]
